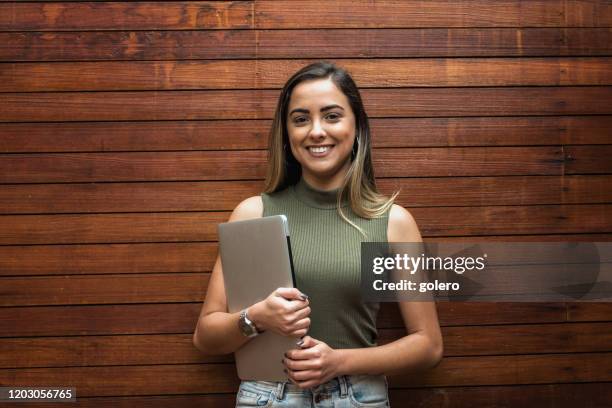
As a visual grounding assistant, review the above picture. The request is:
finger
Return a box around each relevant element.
[294,379,320,390]
[283,356,319,372]
[298,335,318,349]
[283,298,310,314]
[275,287,308,301]
[288,306,311,322]
[287,315,310,333]
[289,369,321,382]
[285,346,321,360]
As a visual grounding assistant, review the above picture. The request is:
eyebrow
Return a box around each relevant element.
[289,104,345,116]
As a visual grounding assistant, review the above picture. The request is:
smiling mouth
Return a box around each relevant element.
[308,145,333,154]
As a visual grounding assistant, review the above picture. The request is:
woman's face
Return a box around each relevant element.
[286,78,356,190]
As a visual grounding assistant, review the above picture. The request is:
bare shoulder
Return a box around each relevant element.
[228,195,263,222]
[387,204,422,242]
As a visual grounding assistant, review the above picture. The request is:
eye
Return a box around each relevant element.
[293,116,308,124]
[326,113,341,121]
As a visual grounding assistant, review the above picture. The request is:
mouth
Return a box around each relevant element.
[306,144,334,157]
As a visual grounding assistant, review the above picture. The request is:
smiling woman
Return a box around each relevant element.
[193,61,443,407]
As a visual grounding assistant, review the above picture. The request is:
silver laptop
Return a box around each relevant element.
[218,215,298,381]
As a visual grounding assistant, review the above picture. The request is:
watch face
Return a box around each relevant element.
[239,311,257,336]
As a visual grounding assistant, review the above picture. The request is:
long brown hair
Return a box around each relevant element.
[264,61,398,237]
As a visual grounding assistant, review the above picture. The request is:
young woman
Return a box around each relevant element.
[193,61,443,407]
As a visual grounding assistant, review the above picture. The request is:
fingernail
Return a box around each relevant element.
[300,294,309,301]
[296,339,304,347]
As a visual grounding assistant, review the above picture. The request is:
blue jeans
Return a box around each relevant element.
[235,374,390,407]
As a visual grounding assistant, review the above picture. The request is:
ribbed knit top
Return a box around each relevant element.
[261,176,390,349]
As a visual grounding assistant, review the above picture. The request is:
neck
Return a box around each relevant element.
[301,162,351,191]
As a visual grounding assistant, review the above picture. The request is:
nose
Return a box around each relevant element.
[308,118,326,139]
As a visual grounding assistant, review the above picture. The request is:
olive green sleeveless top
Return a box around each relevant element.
[261,176,390,349]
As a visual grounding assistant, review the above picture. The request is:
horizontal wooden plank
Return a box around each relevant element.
[397,322,612,357]
[15,383,612,408]
[389,383,612,407]
[0,243,216,277]
[1,116,610,153]
[256,0,612,28]
[1,204,610,245]
[2,29,610,61]
[2,1,609,31]
[2,322,611,368]
[0,147,565,183]
[0,212,227,244]
[0,302,568,337]
[2,88,610,122]
[412,204,612,237]
[566,145,612,173]
[0,273,209,307]
[3,58,612,92]
[2,233,611,277]
[1,175,611,215]
[1,353,610,393]
[567,302,612,321]
[0,303,203,337]
[0,151,269,183]
[395,352,612,387]
[0,2,253,31]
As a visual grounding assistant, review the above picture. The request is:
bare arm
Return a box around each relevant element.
[193,196,311,356]
[192,196,263,355]
[335,204,443,375]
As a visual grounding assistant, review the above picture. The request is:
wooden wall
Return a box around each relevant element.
[1,1,611,406]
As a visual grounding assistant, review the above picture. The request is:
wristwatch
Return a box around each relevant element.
[238,308,260,338]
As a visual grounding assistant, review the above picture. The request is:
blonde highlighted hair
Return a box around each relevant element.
[263,61,399,237]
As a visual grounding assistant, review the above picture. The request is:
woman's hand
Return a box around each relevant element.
[248,287,311,337]
[282,336,342,389]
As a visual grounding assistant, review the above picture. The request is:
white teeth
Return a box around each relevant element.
[309,146,331,153]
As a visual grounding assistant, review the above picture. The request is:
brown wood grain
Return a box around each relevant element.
[0,151,269,183]
[3,1,610,31]
[255,0,612,28]
[0,147,566,183]
[3,58,612,92]
[411,204,612,237]
[0,243,217,277]
[1,176,611,215]
[0,2,253,31]
[566,145,612,174]
[0,353,610,393]
[389,383,612,407]
[2,88,610,122]
[2,322,611,368]
[2,29,610,61]
[1,204,610,245]
[567,303,612,322]
[0,302,569,337]
[1,116,610,153]
[392,352,612,387]
[0,30,257,61]
[0,303,202,337]
[0,273,210,307]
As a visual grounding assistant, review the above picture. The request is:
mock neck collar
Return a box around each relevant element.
[292,176,349,209]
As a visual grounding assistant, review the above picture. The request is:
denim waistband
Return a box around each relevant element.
[240,375,349,401]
